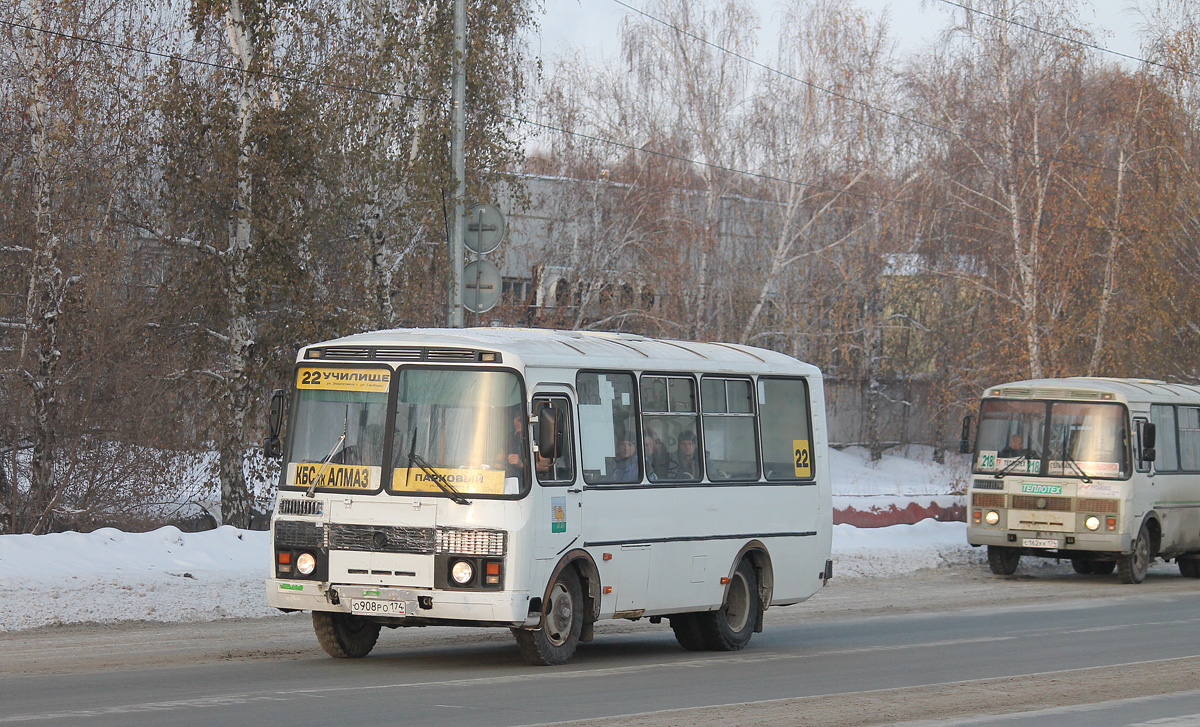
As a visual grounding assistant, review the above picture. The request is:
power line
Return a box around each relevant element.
[608,0,1159,180]
[937,0,1199,79]
[0,15,1138,236]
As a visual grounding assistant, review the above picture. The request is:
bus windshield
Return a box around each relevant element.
[390,368,526,496]
[289,367,391,467]
[974,399,1128,479]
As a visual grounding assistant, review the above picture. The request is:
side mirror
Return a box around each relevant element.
[264,388,286,459]
[1139,421,1157,464]
[536,406,563,459]
[959,415,974,454]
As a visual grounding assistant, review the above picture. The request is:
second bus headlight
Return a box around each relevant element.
[984,510,1000,526]
[1085,516,1101,531]
[296,552,317,575]
[451,560,474,585]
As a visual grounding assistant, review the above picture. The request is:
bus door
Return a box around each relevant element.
[532,391,581,560]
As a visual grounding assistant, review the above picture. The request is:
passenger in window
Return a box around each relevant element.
[643,430,676,481]
[675,430,701,479]
[500,411,527,477]
[999,433,1035,459]
[612,433,639,481]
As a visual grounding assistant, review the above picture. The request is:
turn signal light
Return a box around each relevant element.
[1106,517,1117,531]
[277,552,292,564]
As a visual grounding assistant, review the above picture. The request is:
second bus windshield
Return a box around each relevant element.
[974,400,1128,479]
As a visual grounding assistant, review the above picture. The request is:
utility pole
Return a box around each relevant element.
[448,0,466,327]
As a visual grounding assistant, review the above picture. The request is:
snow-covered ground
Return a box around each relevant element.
[0,446,980,633]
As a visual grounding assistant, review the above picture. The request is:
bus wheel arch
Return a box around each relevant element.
[732,541,773,633]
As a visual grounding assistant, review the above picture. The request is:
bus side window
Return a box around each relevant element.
[700,377,760,481]
[1151,404,1180,472]
[534,397,576,484]
[758,377,813,480]
[578,371,640,484]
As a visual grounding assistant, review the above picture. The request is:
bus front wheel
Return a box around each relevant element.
[1118,524,1151,584]
[695,559,759,651]
[987,546,1020,575]
[513,568,584,666]
[313,611,381,658]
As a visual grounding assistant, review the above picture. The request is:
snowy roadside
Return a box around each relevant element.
[0,520,984,633]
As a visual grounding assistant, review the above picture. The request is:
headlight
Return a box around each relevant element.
[985,510,1000,526]
[451,560,474,585]
[296,552,317,575]
[1085,516,1101,531]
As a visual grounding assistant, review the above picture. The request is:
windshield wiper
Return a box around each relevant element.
[406,429,471,506]
[305,405,349,498]
[995,453,1032,478]
[1059,432,1092,484]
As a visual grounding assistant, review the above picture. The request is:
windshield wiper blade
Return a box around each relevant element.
[306,405,349,498]
[406,429,471,505]
[995,453,1031,478]
[1060,432,1092,484]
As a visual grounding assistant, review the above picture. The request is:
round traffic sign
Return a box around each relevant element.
[464,204,506,254]
[463,259,502,313]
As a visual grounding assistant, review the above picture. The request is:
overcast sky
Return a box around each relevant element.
[532,0,1152,72]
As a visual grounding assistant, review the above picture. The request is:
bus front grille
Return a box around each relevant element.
[328,523,435,554]
[972,492,1006,509]
[275,520,325,549]
[1011,495,1072,511]
[1077,498,1119,513]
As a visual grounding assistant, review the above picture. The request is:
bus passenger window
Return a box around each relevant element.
[641,374,700,482]
[758,377,813,480]
[577,371,640,484]
[701,377,759,481]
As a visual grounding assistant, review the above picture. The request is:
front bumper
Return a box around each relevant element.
[967,528,1132,553]
[265,579,531,625]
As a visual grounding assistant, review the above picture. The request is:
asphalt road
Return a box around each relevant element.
[3,564,1200,726]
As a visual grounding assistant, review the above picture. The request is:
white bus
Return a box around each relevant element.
[962,377,1200,583]
[264,327,833,665]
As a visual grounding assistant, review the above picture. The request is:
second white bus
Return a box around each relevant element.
[963,377,1200,583]
[264,328,833,665]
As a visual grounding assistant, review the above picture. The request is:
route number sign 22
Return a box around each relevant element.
[794,440,812,478]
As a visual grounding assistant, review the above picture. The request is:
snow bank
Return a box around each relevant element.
[0,520,983,632]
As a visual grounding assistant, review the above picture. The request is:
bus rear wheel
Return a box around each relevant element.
[1071,558,1093,575]
[1118,524,1150,584]
[1089,560,1116,575]
[1179,558,1199,578]
[669,613,708,651]
[313,611,381,658]
[987,546,1020,575]
[695,559,759,651]
[513,568,584,666]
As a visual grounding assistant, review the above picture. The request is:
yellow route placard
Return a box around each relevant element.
[296,367,390,393]
[392,468,506,495]
[793,439,812,478]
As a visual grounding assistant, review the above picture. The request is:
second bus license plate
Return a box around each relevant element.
[350,599,406,616]
[1021,538,1060,549]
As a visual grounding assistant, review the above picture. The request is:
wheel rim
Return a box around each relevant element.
[724,571,751,633]
[1133,534,1148,575]
[544,581,574,646]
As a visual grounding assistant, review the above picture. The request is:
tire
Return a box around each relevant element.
[512,568,584,666]
[1089,560,1116,575]
[695,559,759,651]
[312,611,381,658]
[1179,558,1199,578]
[987,546,1020,575]
[1071,558,1093,575]
[669,613,708,651]
[1118,524,1151,584]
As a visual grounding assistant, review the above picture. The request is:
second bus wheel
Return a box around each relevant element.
[1118,523,1151,584]
[513,568,584,666]
[695,559,759,651]
[312,611,381,658]
[987,545,1020,575]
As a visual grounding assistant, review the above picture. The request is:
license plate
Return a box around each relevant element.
[350,599,406,616]
[1022,538,1059,549]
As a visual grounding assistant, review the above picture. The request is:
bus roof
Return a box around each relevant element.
[300,327,821,377]
[984,377,1200,403]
